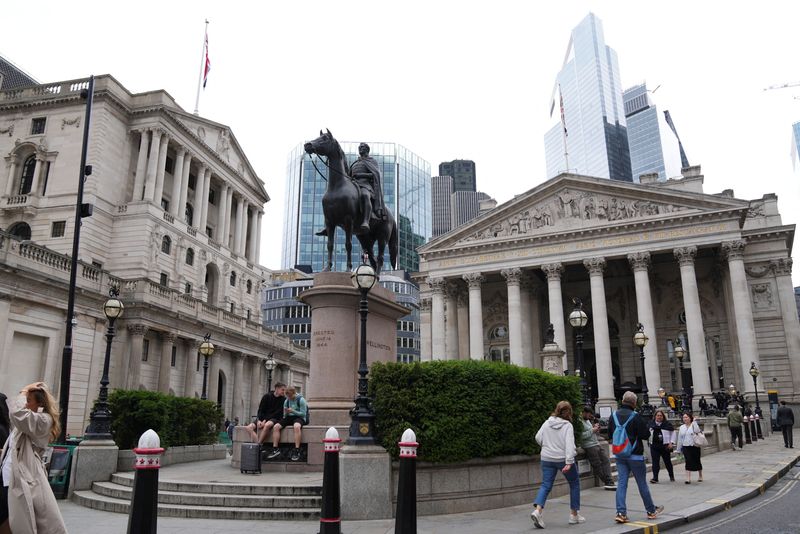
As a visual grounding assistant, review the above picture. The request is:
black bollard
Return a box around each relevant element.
[395,428,418,534]
[750,416,759,442]
[127,429,163,534]
[743,416,752,444]
[318,427,341,534]
[755,413,764,439]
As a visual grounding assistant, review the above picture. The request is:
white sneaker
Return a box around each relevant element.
[531,508,545,529]
[569,513,586,525]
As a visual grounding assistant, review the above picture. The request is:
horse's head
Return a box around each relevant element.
[304,129,339,158]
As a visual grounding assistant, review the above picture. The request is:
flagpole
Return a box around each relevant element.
[193,19,209,116]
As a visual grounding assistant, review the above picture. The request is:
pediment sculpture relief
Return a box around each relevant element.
[461,188,688,243]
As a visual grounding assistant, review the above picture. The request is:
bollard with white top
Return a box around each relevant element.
[318,427,342,534]
[127,429,163,534]
[394,428,418,534]
[743,415,752,444]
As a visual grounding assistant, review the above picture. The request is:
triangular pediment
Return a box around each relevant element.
[422,173,750,253]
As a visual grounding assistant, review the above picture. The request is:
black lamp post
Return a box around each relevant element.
[749,362,763,438]
[674,340,691,412]
[199,333,215,401]
[84,286,124,440]
[265,352,276,392]
[633,323,653,419]
[568,298,591,410]
[349,258,378,445]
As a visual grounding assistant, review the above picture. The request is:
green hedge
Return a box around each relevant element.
[369,360,582,463]
[107,390,224,450]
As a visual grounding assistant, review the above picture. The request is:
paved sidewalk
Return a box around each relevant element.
[60,435,799,533]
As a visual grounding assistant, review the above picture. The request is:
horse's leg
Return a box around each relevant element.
[325,221,335,271]
[376,237,386,276]
[345,226,353,271]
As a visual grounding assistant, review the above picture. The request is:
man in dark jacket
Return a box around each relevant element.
[777,401,795,448]
[245,382,286,455]
[607,391,664,524]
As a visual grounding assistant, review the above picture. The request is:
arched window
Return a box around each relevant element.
[230,271,237,286]
[185,247,194,266]
[185,204,194,226]
[161,235,171,254]
[19,156,36,195]
[246,280,252,294]
[8,222,31,240]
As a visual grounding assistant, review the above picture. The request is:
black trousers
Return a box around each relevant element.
[781,425,794,447]
[650,444,674,481]
[730,427,743,448]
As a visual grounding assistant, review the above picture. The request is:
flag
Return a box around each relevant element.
[559,84,567,137]
[202,32,211,89]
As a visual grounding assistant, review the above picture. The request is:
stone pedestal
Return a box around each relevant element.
[539,342,565,376]
[299,272,410,467]
[339,444,392,519]
[69,439,119,494]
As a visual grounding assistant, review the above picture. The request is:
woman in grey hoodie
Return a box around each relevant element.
[530,401,584,529]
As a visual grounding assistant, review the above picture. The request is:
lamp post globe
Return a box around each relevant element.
[350,256,378,445]
[568,298,591,410]
[199,334,215,401]
[264,352,276,392]
[633,323,652,418]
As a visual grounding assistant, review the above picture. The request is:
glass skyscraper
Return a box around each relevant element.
[792,122,800,170]
[544,13,632,182]
[282,141,431,273]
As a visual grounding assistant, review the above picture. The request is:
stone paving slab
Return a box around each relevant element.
[60,435,799,533]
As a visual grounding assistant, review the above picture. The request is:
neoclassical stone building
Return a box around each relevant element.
[0,75,308,434]
[416,167,799,410]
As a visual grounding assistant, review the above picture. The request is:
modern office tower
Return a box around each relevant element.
[544,13,632,182]
[451,190,490,228]
[438,159,476,192]
[0,55,37,90]
[283,141,431,273]
[793,122,800,170]
[623,83,684,182]
[431,176,454,237]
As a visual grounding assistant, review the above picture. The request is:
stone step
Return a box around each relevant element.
[91,481,321,509]
[72,490,321,520]
[110,472,322,496]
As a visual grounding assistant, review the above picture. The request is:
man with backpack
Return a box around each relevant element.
[273,387,308,461]
[607,391,665,524]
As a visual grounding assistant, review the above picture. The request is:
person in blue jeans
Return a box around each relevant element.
[530,401,584,529]
[607,391,665,524]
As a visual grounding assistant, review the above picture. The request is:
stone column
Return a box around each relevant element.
[158,332,176,393]
[529,286,543,369]
[4,158,17,197]
[722,240,762,396]
[153,134,170,206]
[707,336,720,389]
[234,196,245,254]
[255,212,263,264]
[223,188,234,247]
[216,183,229,242]
[169,148,186,217]
[199,168,212,232]
[208,350,221,407]
[132,129,149,201]
[463,273,485,361]
[429,278,446,360]
[584,258,615,407]
[143,129,163,202]
[502,268,524,366]
[541,263,567,371]
[183,340,198,397]
[126,325,148,390]
[178,154,192,222]
[771,258,800,401]
[28,156,43,196]
[628,252,662,395]
[419,298,432,361]
[674,246,712,401]
[249,356,262,418]
[192,164,207,228]
[248,206,258,262]
[456,289,470,361]
[239,203,250,256]
[519,276,533,368]
[445,282,459,360]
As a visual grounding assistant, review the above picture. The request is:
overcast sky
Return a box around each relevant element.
[3,1,799,284]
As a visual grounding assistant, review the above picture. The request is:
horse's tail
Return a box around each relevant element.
[389,219,398,270]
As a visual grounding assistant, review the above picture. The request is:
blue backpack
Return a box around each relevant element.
[611,411,636,458]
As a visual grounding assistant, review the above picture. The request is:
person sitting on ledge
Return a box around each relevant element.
[273,387,308,461]
[245,382,286,458]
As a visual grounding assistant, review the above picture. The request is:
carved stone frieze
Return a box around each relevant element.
[0,121,14,136]
[428,277,446,294]
[751,283,774,310]
[746,201,765,218]
[770,258,793,277]
[745,264,772,278]
[61,116,81,130]
[419,298,431,313]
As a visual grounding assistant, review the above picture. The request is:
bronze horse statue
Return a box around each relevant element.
[304,129,398,274]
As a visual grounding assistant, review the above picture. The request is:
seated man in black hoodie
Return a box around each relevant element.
[245,382,286,458]
[607,391,664,524]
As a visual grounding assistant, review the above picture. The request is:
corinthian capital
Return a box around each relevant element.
[127,324,149,336]
[427,277,446,294]
[673,246,697,266]
[501,268,522,286]
[541,263,563,281]
[462,272,484,289]
[770,257,793,276]
[583,257,607,275]
[419,298,431,312]
[627,251,651,272]
[721,240,746,261]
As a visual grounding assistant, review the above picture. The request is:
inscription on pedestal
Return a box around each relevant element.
[313,329,335,348]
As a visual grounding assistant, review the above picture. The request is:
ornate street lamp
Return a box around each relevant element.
[199,333,215,401]
[674,340,691,412]
[349,257,378,445]
[633,323,652,419]
[749,362,763,439]
[568,298,591,410]
[84,286,124,440]
[264,352,276,392]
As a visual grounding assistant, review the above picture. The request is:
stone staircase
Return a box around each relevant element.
[72,472,322,520]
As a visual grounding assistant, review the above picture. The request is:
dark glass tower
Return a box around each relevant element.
[438,159,476,192]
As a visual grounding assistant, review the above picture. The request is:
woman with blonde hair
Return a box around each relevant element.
[1,382,67,534]
[530,400,584,529]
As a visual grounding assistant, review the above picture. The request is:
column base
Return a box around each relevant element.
[595,398,618,417]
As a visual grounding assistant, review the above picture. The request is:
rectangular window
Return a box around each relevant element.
[171,346,177,367]
[31,117,46,135]
[246,309,251,320]
[188,174,196,190]
[51,221,66,238]
[142,339,150,362]
[160,272,169,287]
[208,189,216,205]
[92,261,103,269]
[230,302,235,313]
[206,226,213,239]
[185,282,192,294]
[165,156,174,174]
[161,199,169,212]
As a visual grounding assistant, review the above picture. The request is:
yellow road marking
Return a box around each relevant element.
[706,498,727,503]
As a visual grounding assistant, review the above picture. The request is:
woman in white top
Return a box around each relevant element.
[675,412,704,483]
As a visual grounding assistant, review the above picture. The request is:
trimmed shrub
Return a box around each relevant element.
[107,389,223,450]
[369,360,582,463]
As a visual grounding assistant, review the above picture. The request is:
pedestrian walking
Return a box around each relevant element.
[676,412,704,484]
[580,406,615,490]
[607,391,664,524]
[530,401,584,529]
[1,382,67,534]
[776,401,795,448]
[648,409,675,483]
[727,404,744,450]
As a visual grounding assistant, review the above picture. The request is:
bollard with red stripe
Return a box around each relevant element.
[127,429,164,534]
[318,427,342,534]
[394,428,418,534]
